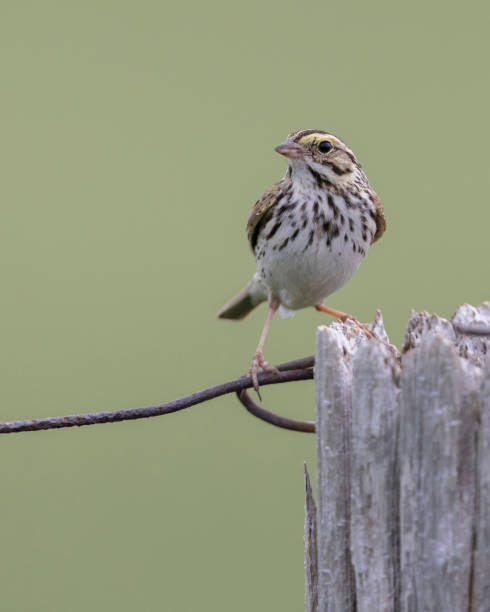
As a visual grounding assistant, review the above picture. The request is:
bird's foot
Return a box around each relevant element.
[248,351,281,400]
[341,314,400,360]
[315,304,375,339]
[338,314,375,339]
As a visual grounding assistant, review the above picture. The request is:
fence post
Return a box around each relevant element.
[305,303,490,612]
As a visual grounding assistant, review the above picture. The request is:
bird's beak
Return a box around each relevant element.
[274,141,306,159]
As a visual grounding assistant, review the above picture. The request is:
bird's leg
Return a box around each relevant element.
[248,301,281,398]
[315,303,375,339]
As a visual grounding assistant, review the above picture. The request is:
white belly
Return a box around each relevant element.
[257,232,364,310]
[254,195,373,311]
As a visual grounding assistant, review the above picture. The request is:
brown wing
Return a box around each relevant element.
[370,189,386,244]
[246,177,291,252]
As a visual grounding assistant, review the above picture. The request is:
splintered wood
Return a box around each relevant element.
[306,303,490,612]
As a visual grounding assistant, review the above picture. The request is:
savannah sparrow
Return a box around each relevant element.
[218,129,386,394]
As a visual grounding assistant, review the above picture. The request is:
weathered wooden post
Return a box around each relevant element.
[305,303,490,612]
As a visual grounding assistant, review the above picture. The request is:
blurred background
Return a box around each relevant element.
[0,1,488,610]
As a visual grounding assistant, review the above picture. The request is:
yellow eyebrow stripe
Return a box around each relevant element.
[298,133,342,148]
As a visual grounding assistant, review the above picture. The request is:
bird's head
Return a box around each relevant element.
[275,129,363,189]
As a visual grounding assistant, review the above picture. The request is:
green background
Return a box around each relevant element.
[1,1,488,610]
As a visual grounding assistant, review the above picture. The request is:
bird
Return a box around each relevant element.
[218,129,386,395]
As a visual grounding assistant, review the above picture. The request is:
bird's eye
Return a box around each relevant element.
[318,140,333,153]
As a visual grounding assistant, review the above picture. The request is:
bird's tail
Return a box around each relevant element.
[217,273,268,320]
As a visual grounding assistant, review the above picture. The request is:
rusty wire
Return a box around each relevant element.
[0,356,315,435]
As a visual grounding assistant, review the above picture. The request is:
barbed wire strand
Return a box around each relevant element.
[0,356,315,435]
[237,389,315,433]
